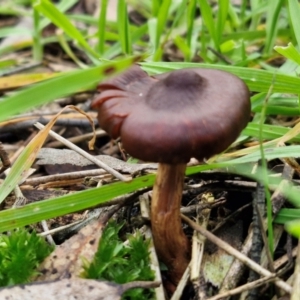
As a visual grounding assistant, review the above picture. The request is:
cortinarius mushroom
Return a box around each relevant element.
[92,65,250,285]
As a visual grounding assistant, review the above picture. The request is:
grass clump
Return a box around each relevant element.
[83,221,155,300]
[0,229,53,287]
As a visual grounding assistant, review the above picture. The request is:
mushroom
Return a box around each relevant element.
[92,65,250,285]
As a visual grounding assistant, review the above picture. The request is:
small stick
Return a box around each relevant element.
[181,214,292,294]
[34,122,129,182]
[170,264,191,300]
[207,274,277,300]
[24,169,107,186]
[291,240,300,300]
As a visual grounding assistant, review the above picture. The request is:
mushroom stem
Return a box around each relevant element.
[151,163,191,285]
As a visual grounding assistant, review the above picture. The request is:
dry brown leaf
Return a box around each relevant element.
[203,222,243,287]
[0,278,160,300]
[36,148,157,174]
[36,218,104,281]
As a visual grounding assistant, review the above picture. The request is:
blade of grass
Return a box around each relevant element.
[264,0,284,55]
[0,56,139,122]
[153,0,187,62]
[2,154,300,232]
[243,123,300,143]
[258,84,274,255]
[285,219,300,238]
[276,209,300,224]
[274,43,300,66]
[249,0,264,31]
[153,0,171,56]
[0,27,31,39]
[33,0,99,60]
[32,2,42,62]
[216,0,229,48]
[239,0,247,29]
[152,0,161,17]
[117,0,132,55]
[39,0,79,29]
[141,62,300,94]
[186,0,196,61]
[224,145,300,164]
[103,23,148,59]
[0,59,16,69]
[56,29,88,68]
[198,0,217,48]
[287,0,300,47]
[0,175,155,232]
[98,0,108,55]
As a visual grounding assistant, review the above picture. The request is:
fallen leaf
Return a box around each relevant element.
[0,278,160,300]
[36,218,104,281]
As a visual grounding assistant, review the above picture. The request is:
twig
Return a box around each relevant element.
[247,180,265,300]
[171,264,190,300]
[181,214,292,294]
[0,62,42,76]
[291,240,300,300]
[191,193,214,298]
[46,129,106,148]
[218,227,253,294]
[34,122,129,181]
[23,168,106,186]
[40,220,56,246]
[0,118,99,133]
[207,274,277,300]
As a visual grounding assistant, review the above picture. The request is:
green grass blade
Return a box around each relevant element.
[198,0,217,48]
[285,219,300,238]
[275,209,300,224]
[32,4,42,62]
[39,0,79,29]
[117,0,132,55]
[152,0,161,17]
[98,0,108,55]
[0,175,155,232]
[2,148,300,232]
[243,123,300,142]
[216,0,229,47]
[274,43,300,66]
[288,0,300,47]
[0,27,30,39]
[154,0,172,51]
[33,0,99,59]
[186,0,196,52]
[0,56,139,122]
[225,145,300,165]
[264,0,284,55]
[141,62,300,94]
[103,23,148,59]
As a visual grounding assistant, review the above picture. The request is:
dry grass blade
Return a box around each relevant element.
[0,105,96,204]
[207,274,277,300]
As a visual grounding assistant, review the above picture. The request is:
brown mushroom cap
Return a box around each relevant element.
[92,65,250,164]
